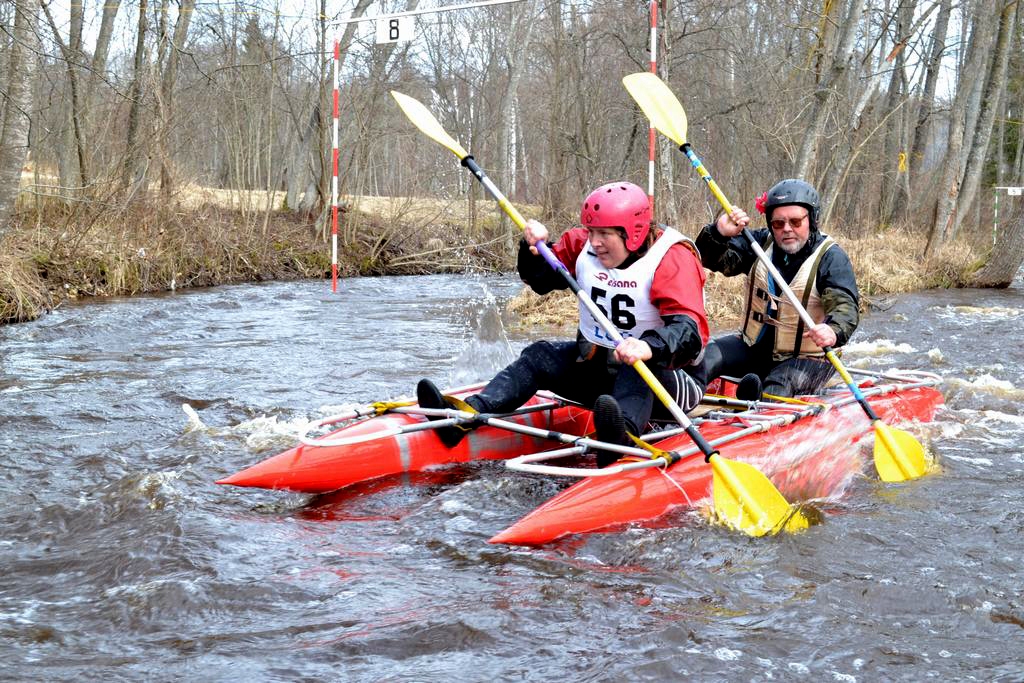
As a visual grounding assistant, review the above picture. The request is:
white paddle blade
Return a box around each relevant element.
[391,91,470,159]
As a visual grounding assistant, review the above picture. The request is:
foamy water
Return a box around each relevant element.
[2,279,1024,680]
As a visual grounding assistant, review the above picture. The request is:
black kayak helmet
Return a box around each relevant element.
[764,178,821,232]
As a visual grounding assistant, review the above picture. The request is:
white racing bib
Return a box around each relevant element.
[576,228,686,348]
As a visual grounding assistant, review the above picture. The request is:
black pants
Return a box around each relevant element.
[699,333,835,397]
[468,340,705,434]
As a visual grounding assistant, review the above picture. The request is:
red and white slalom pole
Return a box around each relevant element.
[647,0,657,213]
[331,40,340,292]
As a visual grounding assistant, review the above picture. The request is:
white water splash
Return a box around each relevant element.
[102,577,201,600]
[843,339,917,356]
[449,283,519,385]
[714,647,742,661]
[967,409,1024,427]
[947,374,1024,399]
[748,407,867,501]
[182,403,205,432]
[236,414,316,450]
[181,403,314,449]
[931,304,1024,322]
[134,470,185,510]
[930,420,965,440]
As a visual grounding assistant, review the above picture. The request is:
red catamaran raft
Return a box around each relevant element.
[217,369,943,545]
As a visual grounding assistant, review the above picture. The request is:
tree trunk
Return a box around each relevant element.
[657,0,678,228]
[952,0,1019,238]
[497,0,539,205]
[972,204,1024,286]
[40,0,90,192]
[891,0,952,224]
[879,0,916,223]
[542,1,570,213]
[794,0,866,180]
[286,103,321,212]
[304,0,373,223]
[1014,79,1024,181]
[821,2,894,226]
[158,0,196,197]
[0,0,39,234]
[927,0,998,254]
[86,1,121,101]
[123,0,150,194]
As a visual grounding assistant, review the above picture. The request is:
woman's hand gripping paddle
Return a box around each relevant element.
[623,72,928,483]
[392,89,807,536]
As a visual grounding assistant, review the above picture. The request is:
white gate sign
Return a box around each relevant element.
[1008,187,1023,197]
[375,16,414,44]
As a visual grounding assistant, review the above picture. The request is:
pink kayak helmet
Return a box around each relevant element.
[580,181,652,251]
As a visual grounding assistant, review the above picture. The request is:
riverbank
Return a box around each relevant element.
[0,195,510,325]
[509,227,981,333]
[0,197,981,327]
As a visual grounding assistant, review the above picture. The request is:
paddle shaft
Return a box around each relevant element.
[459,155,720,461]
[396,86,805,529]
[678,143,883,424]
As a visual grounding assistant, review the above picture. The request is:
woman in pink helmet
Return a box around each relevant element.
[417,181,709,467]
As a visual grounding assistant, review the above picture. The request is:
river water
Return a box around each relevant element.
[2,274,1023,681]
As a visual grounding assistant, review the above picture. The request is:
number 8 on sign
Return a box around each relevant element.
[376,16,414,44]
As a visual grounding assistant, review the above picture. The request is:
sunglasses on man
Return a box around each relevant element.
[770,213,809,230]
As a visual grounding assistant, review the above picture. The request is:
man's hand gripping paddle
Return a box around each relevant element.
[392,89,808,536]
[622,72,928,483]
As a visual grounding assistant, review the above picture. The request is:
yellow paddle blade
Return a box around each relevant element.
[391,90,470,159]
[710,455,809,536]
[873,421,928,482]
[622,73,688,146]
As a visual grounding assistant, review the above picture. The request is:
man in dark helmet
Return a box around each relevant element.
[417,181,708,467]
[694,178,859,399]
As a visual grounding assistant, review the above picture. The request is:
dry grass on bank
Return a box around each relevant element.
[0,249,53,324]
[507,226,982,335]
[0,199,330,324]
[0,187,984,329]
[0,191,531,324]
[176,183,539,229]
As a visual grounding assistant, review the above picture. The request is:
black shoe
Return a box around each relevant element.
[593,394,627,467]
[736,373,763,401]
[416,379,471,448]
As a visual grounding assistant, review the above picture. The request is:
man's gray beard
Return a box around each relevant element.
[777,239,806,255]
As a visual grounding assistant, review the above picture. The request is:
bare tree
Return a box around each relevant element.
[972,204,1024,285]
[794,0,867,181]
[283,0,375,217]
[1,0,1017,281]
[494,0,540,244]
[889,0,952,223]
[0,0,39,232]
[157,0,196,197]
[122,0,150,193]
[928,0,1000,254]
[40,0,90,191]
[951,0,1020,238]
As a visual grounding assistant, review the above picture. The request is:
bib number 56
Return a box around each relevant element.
[591,287,637,329]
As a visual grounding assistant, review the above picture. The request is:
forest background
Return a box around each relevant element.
[0,0,1021,329]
